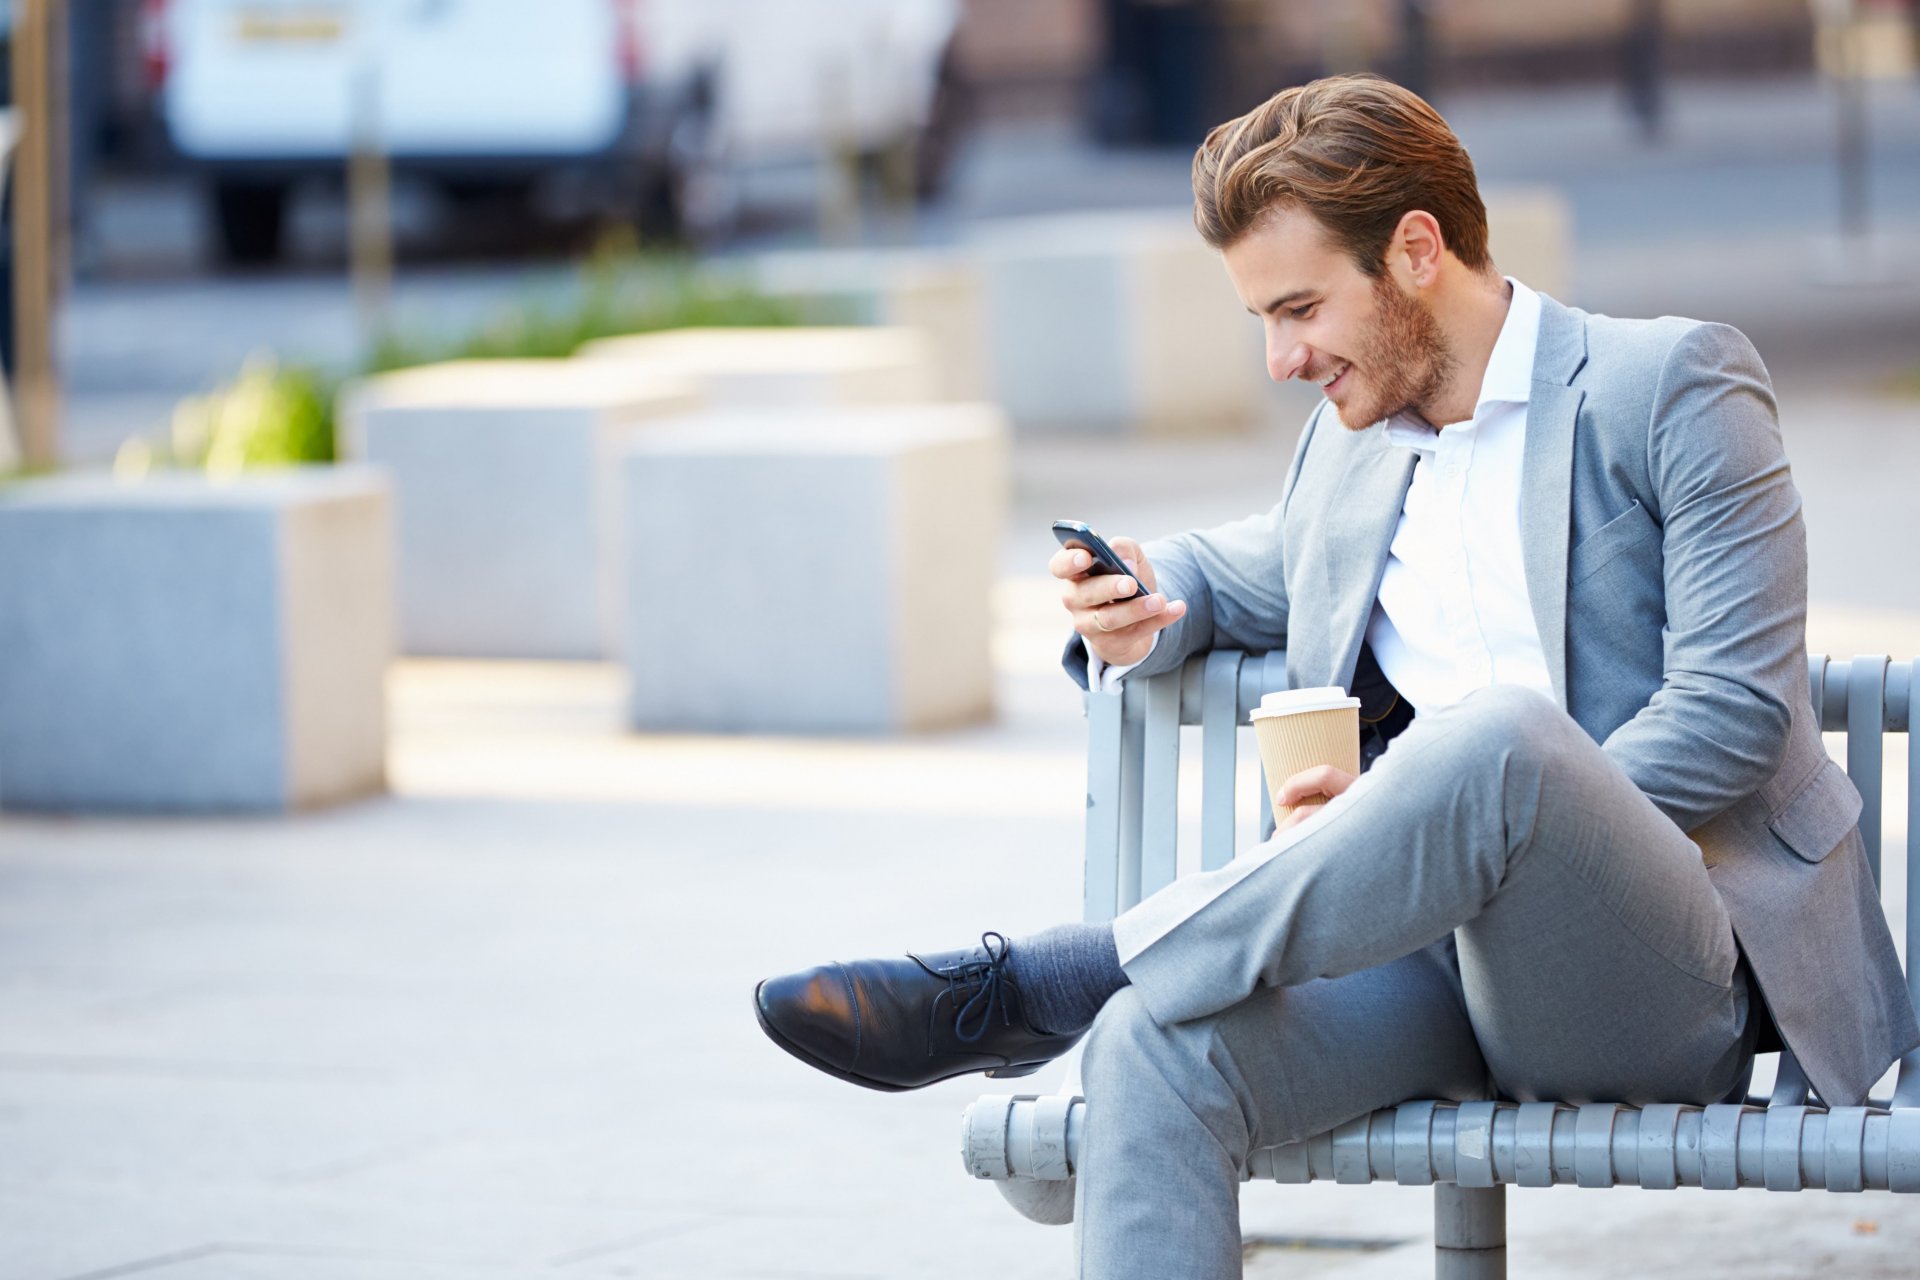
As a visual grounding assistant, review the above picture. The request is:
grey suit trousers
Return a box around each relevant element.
[1073,685,1761,1280]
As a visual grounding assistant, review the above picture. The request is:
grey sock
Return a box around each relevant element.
[1006,922,1129,1035]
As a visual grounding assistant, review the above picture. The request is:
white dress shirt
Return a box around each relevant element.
[1365,278,1552,715]
[1091,278,1551,716]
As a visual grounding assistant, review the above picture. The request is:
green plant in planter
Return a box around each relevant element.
[0,460,61,486]
[366,241,834,372]
[162,241,841,477]
[169,354,336,475]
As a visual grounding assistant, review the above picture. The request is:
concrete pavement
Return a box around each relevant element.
[4,412,1919,1276]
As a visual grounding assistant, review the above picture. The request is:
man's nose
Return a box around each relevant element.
[1267,336,1311,384]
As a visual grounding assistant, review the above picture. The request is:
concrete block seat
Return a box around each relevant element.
[969,210,1264,436]
[741,250,990,401]
[623,404,1008,734]
[339,359,699,659]
[577,326,939,407]
[0,468,390,813]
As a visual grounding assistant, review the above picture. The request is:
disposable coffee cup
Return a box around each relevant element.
[1249,688,1362,823]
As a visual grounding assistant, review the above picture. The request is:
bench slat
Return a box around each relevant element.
[1256,652,1286,842]
[1901,656,1920,1109]
[1454,1100,1500,1188]
[1826,1105,1871,1193]
[1139,671,1182,900]
[1573,1104,1622,1188]
[1769,1051,1811,1108]
[1117,681,1147,912]
[1200,651,1242,872]
[1636,1103,1684,1190]
[1082,688,1124,923]
[1848,656,1889,886]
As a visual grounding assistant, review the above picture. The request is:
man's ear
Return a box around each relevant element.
[1390,210,1447,288]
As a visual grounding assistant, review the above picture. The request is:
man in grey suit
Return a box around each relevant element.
[754,75,1919,1277]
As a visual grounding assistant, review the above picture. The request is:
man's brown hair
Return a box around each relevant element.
[1192,74,1492,276]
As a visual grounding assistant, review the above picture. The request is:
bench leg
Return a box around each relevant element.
[1434,1183,1506,1280]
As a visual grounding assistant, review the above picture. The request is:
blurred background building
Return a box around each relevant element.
[11,0,1906,275]
[962,0,1831,141]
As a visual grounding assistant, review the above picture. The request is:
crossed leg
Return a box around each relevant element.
[1074,684,1758,1279]
[1075,943,1486,1278]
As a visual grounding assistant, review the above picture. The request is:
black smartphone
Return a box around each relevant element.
[1052,519,1146,596]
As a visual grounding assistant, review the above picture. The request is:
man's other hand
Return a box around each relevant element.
[1275,765,1358,830]
[1052,535,1188,667]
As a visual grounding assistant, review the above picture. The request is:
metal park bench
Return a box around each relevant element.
[961,653,1920,1277]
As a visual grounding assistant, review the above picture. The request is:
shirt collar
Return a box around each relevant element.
[1382,277,1540,453]
[1478,277,1540,413]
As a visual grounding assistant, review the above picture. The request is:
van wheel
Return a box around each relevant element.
[212,182,289,266]
[637,162,733,248]
[633,164,688,246]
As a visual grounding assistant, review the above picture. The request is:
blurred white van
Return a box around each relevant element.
[144,0,963,263]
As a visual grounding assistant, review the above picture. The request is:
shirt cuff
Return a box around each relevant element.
[1086,633,1157,692]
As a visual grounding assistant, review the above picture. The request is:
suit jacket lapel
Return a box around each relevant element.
[1323,428,1415,687]
[1522,294,1590,711]
[1520,383,1580,709]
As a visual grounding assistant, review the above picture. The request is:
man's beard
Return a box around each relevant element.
[1329,274,1457,430]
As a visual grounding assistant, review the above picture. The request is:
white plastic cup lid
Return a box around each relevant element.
[1249,687,1362,720]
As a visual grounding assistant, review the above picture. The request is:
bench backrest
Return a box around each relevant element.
[1084,654,1919,1107]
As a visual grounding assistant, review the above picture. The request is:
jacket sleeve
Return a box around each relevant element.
[1061,403,1323,690]
[1600,322,1803,832]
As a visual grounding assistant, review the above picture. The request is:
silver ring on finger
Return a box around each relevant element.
[1093,610,1113,633]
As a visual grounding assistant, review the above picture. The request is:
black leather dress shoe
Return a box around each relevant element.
[754,932,1083,1092]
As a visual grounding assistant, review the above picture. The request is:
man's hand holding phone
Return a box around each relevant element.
[1050,525,1188,667]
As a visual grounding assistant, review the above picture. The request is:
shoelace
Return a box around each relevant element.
[944,931,1015,1044]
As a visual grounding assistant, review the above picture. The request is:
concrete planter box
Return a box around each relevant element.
[339,360,700,659]
[0,468,390,813]
[743,250,991,401]
[578,326,939,407]
[623,404,1009,733]
[1485,185,1573,302]
[971,211,1263,435]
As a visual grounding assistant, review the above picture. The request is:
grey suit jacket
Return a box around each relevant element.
[1069,292,1919,1107]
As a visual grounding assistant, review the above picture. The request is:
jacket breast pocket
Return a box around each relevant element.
[1571,499,1659,584]
[1767,758,1864,863]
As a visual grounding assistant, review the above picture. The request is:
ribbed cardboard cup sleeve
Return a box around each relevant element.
[1250,691,1361,824]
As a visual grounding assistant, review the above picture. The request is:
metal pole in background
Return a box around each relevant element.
[1623,0,1666,141]
[11,0,67,469]
[874,22,918,242]
[1808,0,1898,284]
[816,55,859,245]
[1831,0,1870,247]
[1398,0,1434,102]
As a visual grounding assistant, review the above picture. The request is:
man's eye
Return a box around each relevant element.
[1288,304,1317,321]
